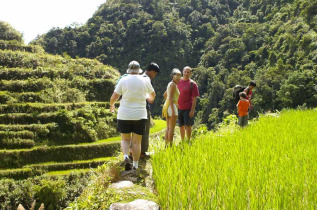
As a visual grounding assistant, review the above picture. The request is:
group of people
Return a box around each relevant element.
[109,61,199,171]
[236,81,256,127]
[162,66,199,146]
[110,60,256,171]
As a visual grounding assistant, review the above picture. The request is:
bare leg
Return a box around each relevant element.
[131,133,142,161]
[167,115,177,146]
[185,125,192,141]
[179,125,186,141]
[121,133,131,156]
[165,117,170,146]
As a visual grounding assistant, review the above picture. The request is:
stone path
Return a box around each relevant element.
[108,157,159,209]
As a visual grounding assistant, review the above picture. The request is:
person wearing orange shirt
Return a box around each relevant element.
[236,92,250,127]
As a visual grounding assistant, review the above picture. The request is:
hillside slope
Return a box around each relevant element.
[0,22,120,145]
[0,22,121,172]
[32,0,317,124]
[0,22,122,209]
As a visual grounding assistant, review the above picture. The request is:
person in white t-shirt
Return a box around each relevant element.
[109,61,156,171]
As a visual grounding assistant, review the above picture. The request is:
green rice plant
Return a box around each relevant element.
[0,102,110,113]
[0,123,56,132]
[0,77,53,92]
[0,62,118,81]
[152,109,317,209]
[0,141,121,168]
[45,168,93,176]
[25,157,114,172]
[0,90,16,103]
[0,167,42,179]
[0,130,34,139]
[66,162,158,209]
[150,119,166,134]
[0,138,35,149]
[15,91,43,102]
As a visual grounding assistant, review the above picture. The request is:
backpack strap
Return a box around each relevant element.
[190,80,193,91]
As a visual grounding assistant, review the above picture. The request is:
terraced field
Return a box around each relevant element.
[0,39,122,180]
[0,21,167,209]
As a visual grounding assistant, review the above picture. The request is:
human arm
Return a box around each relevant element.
[163,90,167,99]
[147,91,156,104]
[169,83,176,116]
[109,92,120,112]
[189,81,200,118]
[189,96,197,118]
[244,88,252,108]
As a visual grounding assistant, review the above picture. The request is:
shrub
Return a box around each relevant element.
[0,50,39,68]
[33,179,66,210]
[0,171,94,209]
[0,138,35,149]
[0,40,44,53]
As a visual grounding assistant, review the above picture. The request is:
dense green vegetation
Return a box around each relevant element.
[0,22,121,147]
[1,0,316,207]
[33,0,316,127]
[0,21,23,43]
[0,119,164,209]
[0,170,96,209]
[152,109,317,209]
[0,22,123,209]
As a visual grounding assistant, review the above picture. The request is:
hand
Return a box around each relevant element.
[189,110,194,118]
[110,105,115,112]
[147,98,154,104]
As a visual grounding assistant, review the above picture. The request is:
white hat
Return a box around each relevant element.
[127,60,143,74]
[171,68,182,75]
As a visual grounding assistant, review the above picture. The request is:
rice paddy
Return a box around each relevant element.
[152,109,317,209]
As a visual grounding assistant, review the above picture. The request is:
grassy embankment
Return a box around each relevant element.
[152,109,317,209]
[65,119,166,209]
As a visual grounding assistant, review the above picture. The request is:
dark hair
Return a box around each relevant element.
[250,81,256,87]
[239,92,247,99]
[146,62,160,73]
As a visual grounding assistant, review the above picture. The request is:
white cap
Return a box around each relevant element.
[127,60,143,74]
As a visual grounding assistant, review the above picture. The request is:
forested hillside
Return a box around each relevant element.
[33,0,317,128]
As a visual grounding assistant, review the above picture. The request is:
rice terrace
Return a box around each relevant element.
[0,0,316,209]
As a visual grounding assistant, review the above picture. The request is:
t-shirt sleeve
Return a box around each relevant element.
[192,82,200,98]
[114,80,123,95]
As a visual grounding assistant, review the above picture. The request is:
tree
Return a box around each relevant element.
[0,21,23,42]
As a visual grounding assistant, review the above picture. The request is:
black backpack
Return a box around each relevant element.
[233,85,248,104]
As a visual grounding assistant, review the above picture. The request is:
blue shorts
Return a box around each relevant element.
[117,119,147,135]
[178,109,194,127]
